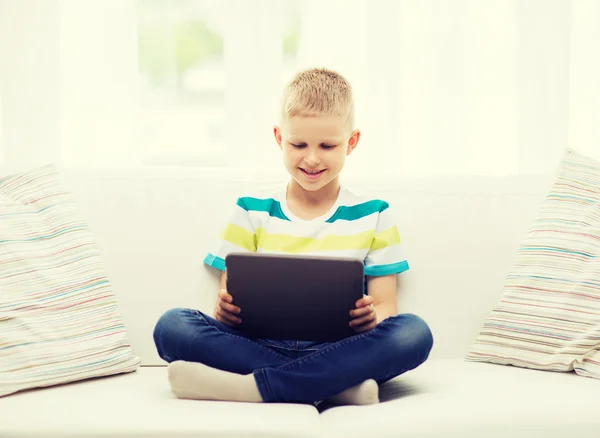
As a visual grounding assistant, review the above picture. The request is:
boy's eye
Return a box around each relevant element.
[289,142,337,149]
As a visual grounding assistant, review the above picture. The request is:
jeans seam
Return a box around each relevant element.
[271,316,403,372]
[273,325,381,373]
[256,339,298,352]
[194,311,292,362]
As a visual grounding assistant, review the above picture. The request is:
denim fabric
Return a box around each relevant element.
[154,308,433,403]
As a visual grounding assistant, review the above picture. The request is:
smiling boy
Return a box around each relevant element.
[153,67,433,405]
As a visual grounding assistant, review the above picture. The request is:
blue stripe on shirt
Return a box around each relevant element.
[325,200,389,223]
[364,260,409,276]
[237,197,291,221]
[204,253,226,271]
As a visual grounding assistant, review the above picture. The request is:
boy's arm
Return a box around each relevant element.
[366,274,399,322]
[213,271,227,318]
[350,274,399,332]
[220,270,227,291]
[214,270,242,326]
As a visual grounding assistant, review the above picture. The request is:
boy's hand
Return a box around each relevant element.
[214,289,242,327]
[349,295,378,333]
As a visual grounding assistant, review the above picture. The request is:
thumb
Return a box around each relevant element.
[356,295,372,307]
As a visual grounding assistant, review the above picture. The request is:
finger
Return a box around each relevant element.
[349,311,376,327]
[219,317,239,328]
[350,305,373,318]
[219,300,241,315]
[352,320,377,333]
[215,313,228,325]
[218,311,241,327]
[218,306,241,322]
[355,295,373,308]
[219,289,233,303]
[217,308,241,325]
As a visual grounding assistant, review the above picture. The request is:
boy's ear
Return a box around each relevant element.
[347,129,361,155]
[274,125,283,150]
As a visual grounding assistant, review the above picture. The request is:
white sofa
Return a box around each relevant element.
[1,169,599,438]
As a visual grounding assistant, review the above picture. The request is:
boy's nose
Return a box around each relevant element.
[305,151,321,166]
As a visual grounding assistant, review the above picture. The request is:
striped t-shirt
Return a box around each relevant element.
[203,185,409,277]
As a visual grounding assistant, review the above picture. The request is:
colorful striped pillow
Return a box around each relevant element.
[0,165,140,397]
[466,149,600,379]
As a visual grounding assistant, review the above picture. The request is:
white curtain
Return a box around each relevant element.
[1,0,599,179]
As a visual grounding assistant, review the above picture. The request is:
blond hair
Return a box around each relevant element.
[280,67,355,130]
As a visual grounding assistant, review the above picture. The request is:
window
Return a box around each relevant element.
[2,1,598,175]
[136,0,302,168]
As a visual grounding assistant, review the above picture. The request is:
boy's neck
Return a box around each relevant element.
[287,178,341,208]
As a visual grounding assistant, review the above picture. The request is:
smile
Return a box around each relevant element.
[300,168,326,179]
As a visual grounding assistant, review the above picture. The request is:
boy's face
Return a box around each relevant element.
[274,115,360,193]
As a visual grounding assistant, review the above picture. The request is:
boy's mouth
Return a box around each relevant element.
[299,168,326,180]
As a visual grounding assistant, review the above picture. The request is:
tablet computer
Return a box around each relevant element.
[225,253,365,342]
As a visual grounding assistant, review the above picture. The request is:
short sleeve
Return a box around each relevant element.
[203,198,257,271]
[364,203,409,276]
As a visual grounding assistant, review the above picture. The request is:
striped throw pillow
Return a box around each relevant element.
[0,165,140,397]
[466,149,600,379]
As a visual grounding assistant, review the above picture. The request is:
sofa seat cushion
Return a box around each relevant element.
[3,358,598,437]
[321,358,600,438]
[0,367,320,438]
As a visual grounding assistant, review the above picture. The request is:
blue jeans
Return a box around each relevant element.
[153,308,433,403]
